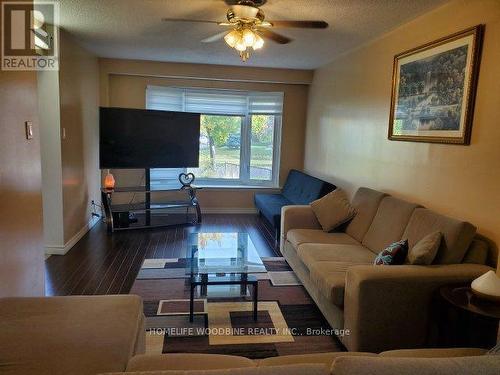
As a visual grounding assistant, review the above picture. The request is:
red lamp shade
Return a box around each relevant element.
[104,171,115,189]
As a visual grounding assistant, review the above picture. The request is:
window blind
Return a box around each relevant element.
[146,86,283,115]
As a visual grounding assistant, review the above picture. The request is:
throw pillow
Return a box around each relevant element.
[374,240,409,265]
[310,188,356,232]
[408,231,442,265]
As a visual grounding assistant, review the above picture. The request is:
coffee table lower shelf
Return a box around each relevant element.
[189,274,258,322]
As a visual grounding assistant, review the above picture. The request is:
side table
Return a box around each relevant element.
[437,285,500,349]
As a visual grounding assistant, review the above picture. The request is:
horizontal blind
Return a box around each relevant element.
[248,92,284,114]
[184,90,247,115]
[146,86,283,115]
[146,87,184,111]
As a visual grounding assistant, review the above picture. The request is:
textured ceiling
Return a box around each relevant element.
[56,0,449,69]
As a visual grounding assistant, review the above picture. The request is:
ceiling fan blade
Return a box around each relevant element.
[201,31,228,43]
[258,29,292,44]
[268,20,329,29]
[162,18,221,24]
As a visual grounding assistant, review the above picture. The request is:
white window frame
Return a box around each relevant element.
[146,86,283,189]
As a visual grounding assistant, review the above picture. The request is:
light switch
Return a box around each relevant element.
[62,127,66,140]
[25,121,33,140]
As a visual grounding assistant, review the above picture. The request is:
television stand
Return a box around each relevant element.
[101,184,202,232]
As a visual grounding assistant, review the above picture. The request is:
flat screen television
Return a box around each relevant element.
[99,107,200,169]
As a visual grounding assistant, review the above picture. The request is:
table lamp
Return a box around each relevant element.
[104,170,116,190]
[471,270,500,302]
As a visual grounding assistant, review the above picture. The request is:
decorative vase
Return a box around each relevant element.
[471,270,500,302]
[104,170,116,190]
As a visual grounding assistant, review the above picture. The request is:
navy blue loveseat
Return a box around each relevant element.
[254,169,335,243]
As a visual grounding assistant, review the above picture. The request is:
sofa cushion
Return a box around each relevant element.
[345,188,388,242]
[380,348,488,358]
[362,196,419,253]
[463,239,489,265]
[254,193,292,228]
[0,295,144,375]
[258,352,376,367]
[297,243,376,270]
[287,229,360,249]
[402,208,477,264]
[127,354,256,371]
[106,364,328,375]
[282,169,335,205]
[310,188,356,232]
[308,261,366,306]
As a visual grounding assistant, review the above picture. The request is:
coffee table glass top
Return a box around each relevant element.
[186,232,266,275]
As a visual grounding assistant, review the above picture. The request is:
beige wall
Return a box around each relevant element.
[305,0,500,254]
[38,69,64,249]
[100,59,312,210]
[0,69,45,296]
[59,30,100,243]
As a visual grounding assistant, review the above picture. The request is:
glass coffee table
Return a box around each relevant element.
[186,232,267,322]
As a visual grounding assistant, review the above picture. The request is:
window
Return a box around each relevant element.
[192,115,242,180]
[146,86,283,188]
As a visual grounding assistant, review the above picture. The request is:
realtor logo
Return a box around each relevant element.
[1,1,59,70]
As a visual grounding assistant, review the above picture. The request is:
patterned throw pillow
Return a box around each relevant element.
[374,239,409,265]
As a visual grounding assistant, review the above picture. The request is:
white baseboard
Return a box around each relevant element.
[201,207,258,214]
[45,216,100,256]
[44,209,256,256]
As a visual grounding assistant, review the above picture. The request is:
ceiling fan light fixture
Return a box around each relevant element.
[231,5,259,20]
[224,29,241,48]
[162,1,329,63]
[242,28,256,47]
[234,38,247,52]
[252,34,264,50]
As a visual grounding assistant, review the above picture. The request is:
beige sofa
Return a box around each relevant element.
[280,187,495,353]
[102,349,499,374]
[1,295,498,374]
[0,295,145,375]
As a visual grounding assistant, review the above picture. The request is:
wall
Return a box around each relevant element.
[59,30,100,244]
[100,59,312,211]
[40,30,100,255]
[0,69,45,297]
[305,0,500,256]
[38,70,64,249]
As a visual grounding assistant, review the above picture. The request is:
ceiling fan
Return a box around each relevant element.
[162,0,328,62]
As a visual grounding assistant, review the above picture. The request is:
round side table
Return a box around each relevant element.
[437,285,500,349]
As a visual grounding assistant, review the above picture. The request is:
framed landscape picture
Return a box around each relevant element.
[388,25,484,144]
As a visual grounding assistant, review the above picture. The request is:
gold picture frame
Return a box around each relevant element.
[388,25,484,145]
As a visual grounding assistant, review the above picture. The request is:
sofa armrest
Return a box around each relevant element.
[343,264,492,353]
[379,348,488,358]
[330,355,500,375]
[280,205,321,241]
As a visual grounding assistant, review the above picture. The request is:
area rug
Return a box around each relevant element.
[130,257,345,359]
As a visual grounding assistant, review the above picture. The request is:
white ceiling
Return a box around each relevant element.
[56,0,449,69]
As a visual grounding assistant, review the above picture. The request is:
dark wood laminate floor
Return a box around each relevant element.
[45,214,277,296]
